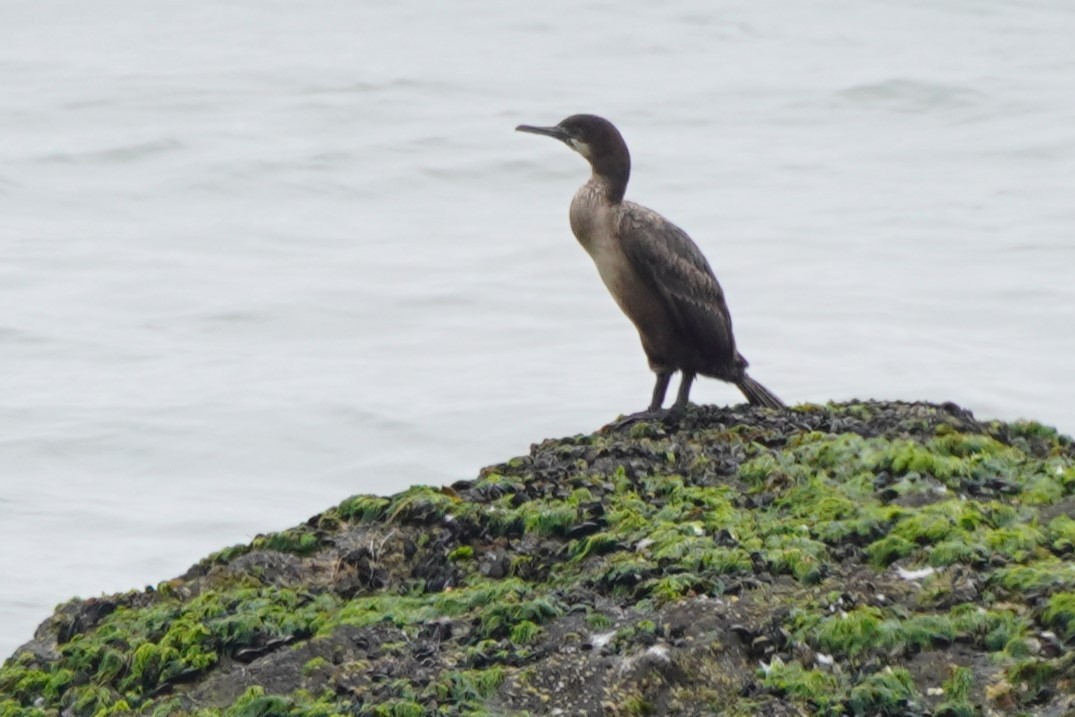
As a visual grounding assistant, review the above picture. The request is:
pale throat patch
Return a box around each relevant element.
[566,137,593,159]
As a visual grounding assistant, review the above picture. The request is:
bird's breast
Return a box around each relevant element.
[568,190,677,350]
[568,185,628,291]
[568,182,607,253]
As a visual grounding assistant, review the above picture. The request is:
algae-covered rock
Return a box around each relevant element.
[2,401,1075,716]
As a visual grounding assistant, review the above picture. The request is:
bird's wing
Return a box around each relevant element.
[617,202,737,364]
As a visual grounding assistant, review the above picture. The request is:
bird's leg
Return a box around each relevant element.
[666,371,695,420]
[605,370,674,430]
[648,370,673,411]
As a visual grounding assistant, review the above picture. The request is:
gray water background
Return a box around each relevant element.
[2,0,1073,656]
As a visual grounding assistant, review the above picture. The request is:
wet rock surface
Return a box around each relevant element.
[3,401,1075,716]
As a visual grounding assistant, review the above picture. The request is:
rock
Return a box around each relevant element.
[2,400,1074,717]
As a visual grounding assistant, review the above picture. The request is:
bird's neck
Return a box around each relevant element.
[589,151,629,204]
[588,167,628,205]
[570,178,615,251]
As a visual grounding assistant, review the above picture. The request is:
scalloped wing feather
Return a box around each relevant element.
[617,203,738,371]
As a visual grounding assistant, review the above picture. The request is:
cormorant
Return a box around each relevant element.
[516,114,784,418]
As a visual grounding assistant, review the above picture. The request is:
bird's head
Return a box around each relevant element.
[516,114,631,195]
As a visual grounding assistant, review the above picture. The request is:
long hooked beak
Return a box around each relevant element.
[515,124,571,142]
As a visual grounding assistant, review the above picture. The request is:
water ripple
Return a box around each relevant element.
[838,78,987,113]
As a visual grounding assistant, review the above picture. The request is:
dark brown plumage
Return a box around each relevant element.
[517,114,783,418]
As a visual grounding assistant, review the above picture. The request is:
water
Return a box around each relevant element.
[2,0,1073,657]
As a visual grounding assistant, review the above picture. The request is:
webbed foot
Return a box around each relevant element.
[604,405,686,432]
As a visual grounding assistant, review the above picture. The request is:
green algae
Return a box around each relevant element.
[385,485,459,524]
[336,494,391,523]
[1048,513,1075,553]
[935,666,976,717]
[3,401,1074,716]
[759,659,842,713]
[446,546,474,562]
[301,657,328,677]
[477,594,564,640]
[991,558,1075,592]
[759,661,923,716]
[252,529,323,556]
[1041,591,1075,641]
[202,686,347,717]
[791,603,1032,662]
[847,668,920,716]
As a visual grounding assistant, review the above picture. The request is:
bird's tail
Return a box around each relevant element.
[735,374,785,409]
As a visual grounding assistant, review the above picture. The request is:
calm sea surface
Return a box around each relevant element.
[2,0,1073,656]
